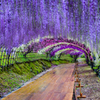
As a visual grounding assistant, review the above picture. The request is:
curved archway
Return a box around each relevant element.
[49,45,86,57]
[49,48,83,62]
[37,38,92,62]
[25,37,93,63]
[51,48,82,56]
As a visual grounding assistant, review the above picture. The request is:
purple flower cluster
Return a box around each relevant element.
[50,45,86,57]
[1,0,97,62]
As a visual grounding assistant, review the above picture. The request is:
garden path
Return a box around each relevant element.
[2,63,75,100]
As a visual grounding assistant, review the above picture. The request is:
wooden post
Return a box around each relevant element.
[75,71,80,78]
[76,79,83,88]
[76,62,78,66]
[75,62,80,82]
[77,79,86,98]
[75,76,80,82]
[75,66,78,72]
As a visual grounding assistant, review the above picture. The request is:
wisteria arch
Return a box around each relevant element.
[38,43,89,57]
[25,37,93,63]
[50,47,83,57]
[39,38,91,58]
[46,45,87,62]
[50,48,83,62]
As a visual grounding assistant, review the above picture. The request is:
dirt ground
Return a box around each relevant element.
[75,62,100,100]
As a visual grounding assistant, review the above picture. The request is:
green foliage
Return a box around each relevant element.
[12,64,23,75]
[26,53,47,60]
[80,54,85,58]
[93,66,98,70]
[51,60,60,65]
[51,59,72,65]
[0,52,74,67]
[93,51,100,66]
[58,60,67,64]
[0,67,2,74]
[34,61,43,67]
[43,60,52,68]
[77,57,86,62]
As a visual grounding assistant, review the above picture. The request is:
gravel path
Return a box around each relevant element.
[75,62,100,100]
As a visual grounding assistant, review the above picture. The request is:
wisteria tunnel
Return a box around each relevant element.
[1,0,100,100]
[25,37,92,62]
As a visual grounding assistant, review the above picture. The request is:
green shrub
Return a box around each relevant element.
[34,61,43,67]
[43,60,51,68]
[12,64,23,75]
[80,54,85,58]
[58,60,67,64]
[0,67,2,74]
[93,66,98,70]
[51,60,60,65]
